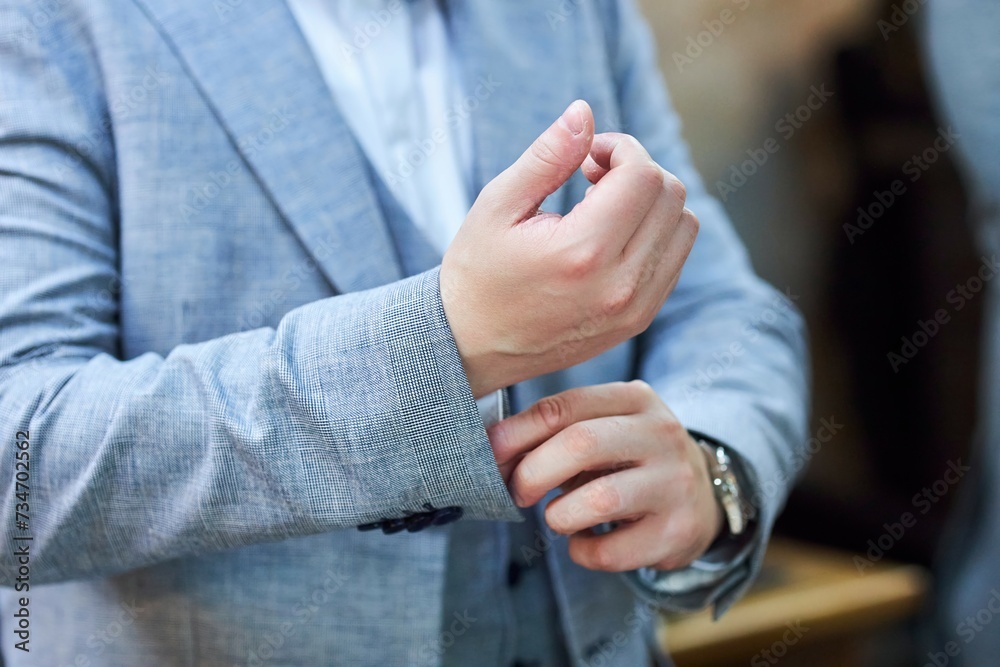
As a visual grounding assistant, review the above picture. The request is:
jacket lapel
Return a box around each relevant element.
[131,0,403,293]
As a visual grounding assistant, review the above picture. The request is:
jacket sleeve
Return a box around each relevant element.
[0,3,519,586]
[603,0,811,616]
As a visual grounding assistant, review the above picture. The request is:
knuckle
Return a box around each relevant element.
[585,478,622,518]
[565,423,600,461]
[664,174,687,206]
[510,463,535,499]
[622,133,644,150]
[589,541,617,571]
[680,208,700,239]
[530,136,571,171]
[621,300,650,336]
[544,507,566,534]
[656,417,685,442]
[565,244,602,278]
[628,378,656,401]
[602,280,640,317]
[536,394,571,432]
[626,162,665,191]
[622,134,652,163]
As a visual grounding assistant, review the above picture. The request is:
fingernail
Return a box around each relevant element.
[558,100,587,136]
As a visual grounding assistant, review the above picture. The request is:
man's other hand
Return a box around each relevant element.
[488,381,724,573]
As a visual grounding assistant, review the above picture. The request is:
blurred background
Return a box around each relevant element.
[638,1,984,665]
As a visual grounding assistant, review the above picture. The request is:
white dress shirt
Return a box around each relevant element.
[287,0,472,252]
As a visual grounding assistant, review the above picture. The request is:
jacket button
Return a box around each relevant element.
[357,520,383,532]
[431,506,463,526]
[404,512,436,532]
[381,518,408,534]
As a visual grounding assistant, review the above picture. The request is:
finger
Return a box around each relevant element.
[587,133,653,172]
[543,466,659,535]
[581,137,614,184]
[562,133,664,255]
[639,209,700,308]
[481,99,595,223]
[581,155,608,185]
[628,206,699,324]
[510,415,660,507]
[567,519,657,572]
[559,469,605,495]
[621,171,687,267]
[568,500,712,572]
[488,381,653,466]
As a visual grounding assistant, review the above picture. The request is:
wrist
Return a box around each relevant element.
[439,269,502,398]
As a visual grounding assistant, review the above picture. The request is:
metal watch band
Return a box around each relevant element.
[696,439,750,536]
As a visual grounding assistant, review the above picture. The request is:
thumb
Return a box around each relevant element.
[484,99,594,221]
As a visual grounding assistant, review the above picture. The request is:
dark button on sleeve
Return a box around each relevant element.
[381,517,409,534]
[431,506,463,526]
[404,511,436,532]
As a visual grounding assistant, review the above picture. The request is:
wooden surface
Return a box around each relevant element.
[659,538,930,666]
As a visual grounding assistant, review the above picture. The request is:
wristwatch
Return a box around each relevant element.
[696,439,754,536]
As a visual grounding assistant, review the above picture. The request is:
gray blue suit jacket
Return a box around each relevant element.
[0,0,809,664]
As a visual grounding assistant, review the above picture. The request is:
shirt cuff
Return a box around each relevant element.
[476,388,507,428]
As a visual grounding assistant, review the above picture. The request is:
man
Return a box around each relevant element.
[0,0,808,664]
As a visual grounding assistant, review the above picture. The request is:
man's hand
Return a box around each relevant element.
[441,100,698,398]
[488,381,724,572]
